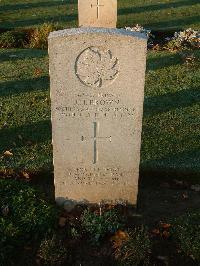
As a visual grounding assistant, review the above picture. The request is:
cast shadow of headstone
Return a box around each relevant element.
[31,171,55,202]
[0,120,51,151]
[0,1,69,12]
[0,49,47,63]
[137,148,200,225]
[2,14,77,28]
[0,76,49,97]
[144,15,200,30]
[144,86,200,117]
[147,53,182,71]
[118,0,199,16]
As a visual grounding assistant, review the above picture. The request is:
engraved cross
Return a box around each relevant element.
[91,0,104,19]
[81,122,111,164]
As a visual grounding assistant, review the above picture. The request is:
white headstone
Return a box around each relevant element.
[49,28,147,206]
[78,0,117,28]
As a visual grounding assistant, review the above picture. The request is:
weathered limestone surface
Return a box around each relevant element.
[78,0,117,28]
[49,28,147,205]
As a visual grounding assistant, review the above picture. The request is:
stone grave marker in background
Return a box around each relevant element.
[78,0,117,28]
[49,28,147,206]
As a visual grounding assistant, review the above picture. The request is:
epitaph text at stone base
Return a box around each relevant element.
[49,28,147,205]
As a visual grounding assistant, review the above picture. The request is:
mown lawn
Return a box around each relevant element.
[0,48,199,176]
[0,0,199,31]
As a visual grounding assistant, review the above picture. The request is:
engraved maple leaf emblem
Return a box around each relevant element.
[75,47,119,88]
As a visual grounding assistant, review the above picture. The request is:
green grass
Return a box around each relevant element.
[142,51,200,175]
[0,48,199,175]
[0,0,199,31]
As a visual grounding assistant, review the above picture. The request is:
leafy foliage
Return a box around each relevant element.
[29,23,60,49]
[0,31,26,48]
[171,211,200,262]
[0,32,16,48]
[165,28,200,51]
[38,236,71,266]
[0,179,56,264]
[0,24,59,49]
[81,209,123,243]
[116,227,151,266]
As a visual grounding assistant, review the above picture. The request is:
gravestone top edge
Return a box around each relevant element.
[48,27,147,41]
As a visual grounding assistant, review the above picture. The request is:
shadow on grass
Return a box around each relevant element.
[30,171,55,201]
[0,0,76,12]
[141,148,200,180]
[137,173,200,228]
[147,53,182,71]
[144,16,200,30]
[137,148,200,225]
[144,87,200,116]
[1,14,77,29]
[0,49,47,62]
[0,76,49,97]
[144,150,200,178]
[0,120,51,151]
[118,0,200,16]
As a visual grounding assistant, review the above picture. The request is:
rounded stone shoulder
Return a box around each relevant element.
[48,27,147,41]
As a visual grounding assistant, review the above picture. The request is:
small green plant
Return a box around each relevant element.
[116,227,151,266]
[0,179,56,264]
[0,31,25,48]
[70,227,80,239]
[171,212,200,262]
[29,23,60,49]
[81,208,123,243]
[0,31,16,48]
[38,236,71,266]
